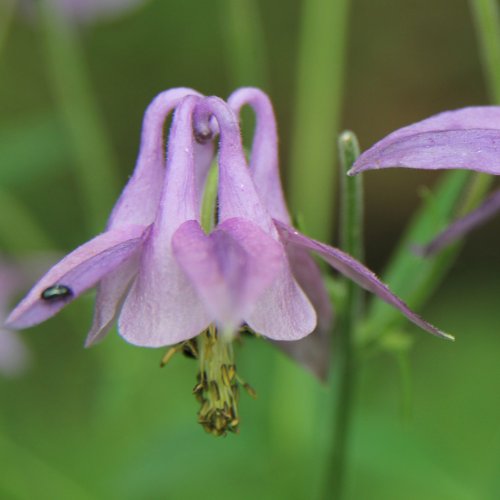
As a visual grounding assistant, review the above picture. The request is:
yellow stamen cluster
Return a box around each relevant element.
[195,325,241,436]
[160,324,257,437]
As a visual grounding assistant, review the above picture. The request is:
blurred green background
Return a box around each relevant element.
[1,0,499,499]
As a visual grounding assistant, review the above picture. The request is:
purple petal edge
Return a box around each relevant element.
[275,220,454,341]
[172,218,284,331]
[349,106,500,175]
[6,226,146,329]
[418,188,500,256]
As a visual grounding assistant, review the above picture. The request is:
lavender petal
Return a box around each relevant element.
[418,188,500,256]
[275,220,453,341]
[6,225,147,329]
[172,218,284,331]
[350,106,500,175]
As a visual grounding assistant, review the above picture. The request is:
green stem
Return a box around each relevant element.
[288,0,351,242]
[38,1,120,234]
[469,0,500,103]
[0,2,54,256]
[0,189,53,252]
[458,170,493,215]
[201,163,219,233]
[339,132,363,264]
[363,0,500,345]
[219,0,269,89]
[464,0,500,210]
[326,131,362,499]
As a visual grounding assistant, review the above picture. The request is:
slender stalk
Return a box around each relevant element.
[326,131,362,499]
[469,0,500,103]
[0,189,53,252]
[219,0,269,89]
[465,0,500,211]
[200,163,219,233]
[458,169,493,215]
[0,2,54,255]
[363,170,470,343]
[288,0,351,242]
[339,132,363,264]
[38,1,120,234]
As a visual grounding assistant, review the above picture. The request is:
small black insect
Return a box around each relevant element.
[41,284,73,301]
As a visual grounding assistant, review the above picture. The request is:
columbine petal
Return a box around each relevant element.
[275,220,454,341]
[229,88,333,370]
[194,97,317,340]
[349,106,500,175]
[119,95,212,346]
[6,226,146,329]
[108,88,205,229]
[228,87,290,223]
[172,218,283,331]
[84,255,139,346]
[275,242,333,380]
[88,88,211,345]
[417,188,500,256]
[245,270,317,341]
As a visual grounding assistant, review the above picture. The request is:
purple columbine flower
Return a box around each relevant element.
[7,89,452,435]
[348,106,500,254]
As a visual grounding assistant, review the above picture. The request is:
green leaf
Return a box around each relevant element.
[361,170,471,344]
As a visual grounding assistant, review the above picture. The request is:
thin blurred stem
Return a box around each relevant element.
[0,3,54,254]
[363,0,500,345]
[458,170,493,215]
[0,189,53,252]
[326,132,362,499]
[38,1,120,234]
[465,0,500,212]
[219,0,269,89]
[289,0,351,242]
[469,0,500,103]
[362,171,470,344]
[0,0,16,58]
[201,163,218,233]
[339,132,363,264]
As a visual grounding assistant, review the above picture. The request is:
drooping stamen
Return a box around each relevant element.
[194,324,257,436]
[160,339,198,366]
[159,325,256,436]
[195,325,240,436]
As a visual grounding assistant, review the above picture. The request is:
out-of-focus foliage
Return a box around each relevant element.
[0,0,499,499]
